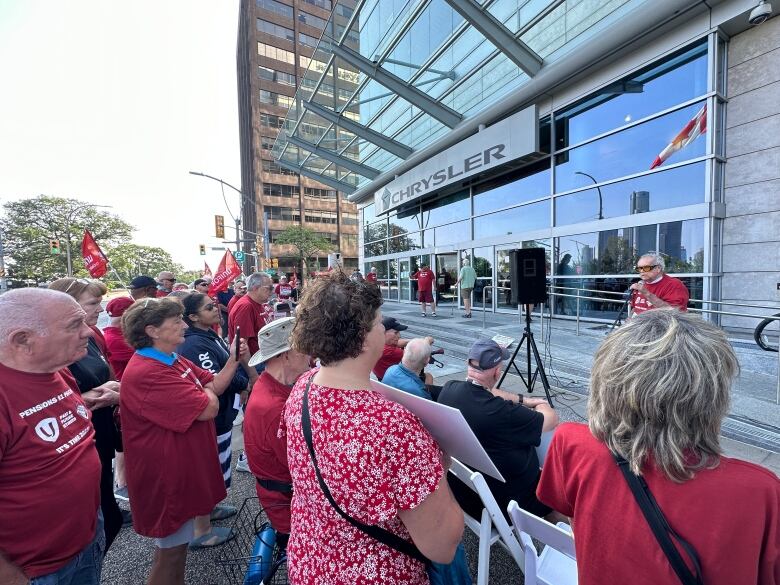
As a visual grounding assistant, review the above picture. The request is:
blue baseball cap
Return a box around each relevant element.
[468,339,509,370]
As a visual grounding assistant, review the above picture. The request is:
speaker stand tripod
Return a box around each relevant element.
[497,304,554,407]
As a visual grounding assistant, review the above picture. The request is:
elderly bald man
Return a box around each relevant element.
[0,289,103,585]
[381,338,440,400]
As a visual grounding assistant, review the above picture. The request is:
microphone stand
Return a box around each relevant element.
[610,289,633,331]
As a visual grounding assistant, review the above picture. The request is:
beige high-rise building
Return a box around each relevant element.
[237,0,358,275]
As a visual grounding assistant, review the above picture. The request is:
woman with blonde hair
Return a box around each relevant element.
[49,277,123,550]
[537,309,779,585]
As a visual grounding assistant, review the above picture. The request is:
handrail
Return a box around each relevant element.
[481,285,512,329]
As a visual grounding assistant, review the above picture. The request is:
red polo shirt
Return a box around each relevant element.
[228,294,273,355]
[0,364,101,578]
[630,274,689,315]
[102,326,134,380]
[412,269,435,293]
[373,344,405,381]
[244,371,303,533]
[120,351,226,537]
[366,272,377,283]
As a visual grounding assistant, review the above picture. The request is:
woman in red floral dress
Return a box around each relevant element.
[281,271,464,584]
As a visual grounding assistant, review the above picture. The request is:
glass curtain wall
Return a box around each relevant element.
[360,38,717,319]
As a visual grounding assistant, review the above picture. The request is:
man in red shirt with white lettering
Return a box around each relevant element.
[274,275,293,301]
[0,289,103,585]
[244,317,311,544]
[412,263,437,317]
[629,252,689,316]
[228,271,274,357]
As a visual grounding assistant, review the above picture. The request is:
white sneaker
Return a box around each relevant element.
[236,452,250,473]
[233,409,244,427]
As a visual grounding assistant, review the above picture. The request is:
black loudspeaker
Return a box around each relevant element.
[509,248,548,305]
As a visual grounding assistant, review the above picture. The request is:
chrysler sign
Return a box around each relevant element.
[375,106,538,214]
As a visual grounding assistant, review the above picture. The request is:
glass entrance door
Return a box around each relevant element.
[435,253,458,307]
[399,259,411,301]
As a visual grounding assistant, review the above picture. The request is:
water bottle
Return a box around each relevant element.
[244,525,276,585]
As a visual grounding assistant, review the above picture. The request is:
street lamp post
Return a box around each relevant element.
[574,171,603,221]
[189,171,257,270]
[62,203,113,277]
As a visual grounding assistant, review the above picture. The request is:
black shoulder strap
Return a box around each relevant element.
[613,454,704,585]
[301,379,430,566]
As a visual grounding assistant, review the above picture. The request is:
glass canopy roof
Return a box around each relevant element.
[271,0,645,196]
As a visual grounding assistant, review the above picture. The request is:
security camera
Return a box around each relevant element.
[749,1,772,25]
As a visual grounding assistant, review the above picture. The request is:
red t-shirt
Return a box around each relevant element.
[155,288,169,298]
[366,272,377,283]
[120,352,227,537]
[630,274,689,315]
[412,269,435,293]
[102,326,134,380]
[537,423,780,585]
[0,363,101,578]
[228,295,273,356]
[373,344,404,381]
[274,283,293,300]
[227,294,243,315]
[281,370,443,584]
[244,371,300,533]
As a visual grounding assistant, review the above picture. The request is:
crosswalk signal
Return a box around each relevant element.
[214,215,225,239]
[199,244,206,255]
[50,240,61,255]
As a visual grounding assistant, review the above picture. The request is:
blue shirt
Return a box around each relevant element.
[381,363,431,400]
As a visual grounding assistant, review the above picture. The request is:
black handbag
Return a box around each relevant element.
[301,379,430,567]
[613,453,704,585]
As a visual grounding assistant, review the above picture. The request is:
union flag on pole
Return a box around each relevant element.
[650,104,707,169]
[208,251,242,296]
[203,262,213,277]
[81,230,109,278]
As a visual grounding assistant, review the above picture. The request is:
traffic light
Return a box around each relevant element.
[199,244,206,255]
[271,258,279,268]
[214,215,225,239]
[50,240,61,255]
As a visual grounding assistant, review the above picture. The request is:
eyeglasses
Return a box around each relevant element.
[64,278,91,294]
[201,303,217,312]
[635,264,659,273]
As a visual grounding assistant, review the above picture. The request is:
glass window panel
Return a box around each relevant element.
[361,203,376,226]
[423,228,434,247]
[554,161,706,225]
[473,160,551,215]
[555,101,708,193]
[388,231,422,252]
[659,219,704,272]
[375,261,389,279]
[473,200,550,239]
[257,19,295,41]
[298,10,327,29]
[388,206,423,234]
[256,0,293,19]
[472,246,493,310]
[554,41,707,148]
[420,190,470,228]
[301,0,331,10]
[364,240,387,257]
[435,220,470,246]
[364,220,387,242]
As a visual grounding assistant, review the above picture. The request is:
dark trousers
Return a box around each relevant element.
[99,450,123,551]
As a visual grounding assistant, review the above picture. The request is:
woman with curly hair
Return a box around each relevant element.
[281,271,464,584]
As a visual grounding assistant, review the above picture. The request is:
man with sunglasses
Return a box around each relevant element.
[629,252,689,316]
[156,271,177,297]
[228,272,274,357]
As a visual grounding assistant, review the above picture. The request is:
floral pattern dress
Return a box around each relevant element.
[281,369,443,584]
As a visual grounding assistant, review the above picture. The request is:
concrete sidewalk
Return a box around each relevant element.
[380,302,780,474]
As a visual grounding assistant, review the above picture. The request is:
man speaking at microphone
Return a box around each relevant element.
[629,251,689,316]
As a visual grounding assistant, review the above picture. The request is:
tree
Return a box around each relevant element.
[104,243,177,286]
[2,196,133,282]
[274,226,333,278]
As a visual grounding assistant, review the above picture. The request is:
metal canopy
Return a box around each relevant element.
[442,0,543,76]
[276,160,357,194]
[286,135,380,179]
[302,100,413,160]
[328,42,463,129]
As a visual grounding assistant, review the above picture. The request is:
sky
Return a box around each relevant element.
[0,0,244,271]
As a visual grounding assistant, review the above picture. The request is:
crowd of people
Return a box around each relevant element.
[0,255,777,585]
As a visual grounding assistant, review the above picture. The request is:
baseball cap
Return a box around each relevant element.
[129,275,157,289]
[248,317,296,367]
[381,316,408,332]
[106,296,135,318]
[468,339,509,370]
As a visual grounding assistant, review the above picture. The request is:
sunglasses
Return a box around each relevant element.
[201,303,218,312]
[635,264,659,273]
[64,278,92,294]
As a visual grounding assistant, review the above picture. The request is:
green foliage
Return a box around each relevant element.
[274,226,333,276]
[103,243,179,287]
[2,195,134,282]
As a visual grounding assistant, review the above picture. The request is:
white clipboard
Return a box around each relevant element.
[370,380,505,482]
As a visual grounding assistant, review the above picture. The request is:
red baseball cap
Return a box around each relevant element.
[106,296,135,318]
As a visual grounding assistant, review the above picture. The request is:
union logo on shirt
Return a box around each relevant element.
[35,417,60,443]
[76,404,89,420]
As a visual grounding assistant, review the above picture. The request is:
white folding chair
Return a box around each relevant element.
[507,500,578,585]
[449,458,524,585]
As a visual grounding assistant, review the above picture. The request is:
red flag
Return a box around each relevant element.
[81,230,109,278]
[650,104,707,169]
[208,251,241,296]
[203,262,213,277]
